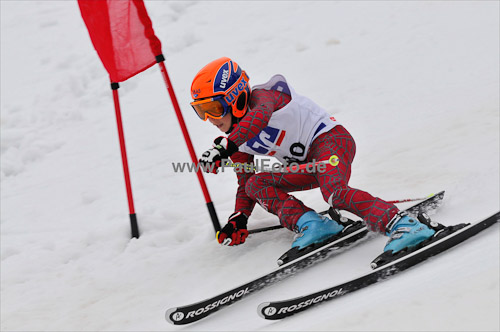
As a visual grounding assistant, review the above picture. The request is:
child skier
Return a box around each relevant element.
[190,57,435,254]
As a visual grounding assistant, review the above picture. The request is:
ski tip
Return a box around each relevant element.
[257,302,271,319]
[165,307,178,325]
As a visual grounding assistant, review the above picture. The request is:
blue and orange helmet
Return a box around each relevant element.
[190,57,251,121]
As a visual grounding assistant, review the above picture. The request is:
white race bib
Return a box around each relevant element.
[238,75,339,163]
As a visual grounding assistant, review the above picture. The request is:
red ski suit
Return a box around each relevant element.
[228,88,398,232]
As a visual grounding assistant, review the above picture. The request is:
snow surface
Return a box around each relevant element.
[1,1,499,331]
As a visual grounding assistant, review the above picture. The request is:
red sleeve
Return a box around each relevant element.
[228,89,291,146]
[230,151,256,218]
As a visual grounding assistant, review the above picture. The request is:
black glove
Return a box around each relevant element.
[199,137,238,174]
[216,211,249,246]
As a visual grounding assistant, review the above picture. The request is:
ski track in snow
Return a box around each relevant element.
[1,1,499,331]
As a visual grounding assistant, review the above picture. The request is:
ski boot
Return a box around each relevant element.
[292,211,344,250]
[277,209,367,266]
[370,212,463,269]
[383,211,436,254]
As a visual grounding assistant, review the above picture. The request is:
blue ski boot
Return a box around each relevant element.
[384,212,436,253]
[292,211,344,250]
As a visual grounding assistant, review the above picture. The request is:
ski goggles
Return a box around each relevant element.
[190,95,231,121]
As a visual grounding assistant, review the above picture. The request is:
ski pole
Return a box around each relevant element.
[386,194,435,204]
[224,159,432,203]
[248,193,436,234]
[223,155,339,173]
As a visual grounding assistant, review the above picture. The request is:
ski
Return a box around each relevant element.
[165,191,445,325]
[257,211,499,320]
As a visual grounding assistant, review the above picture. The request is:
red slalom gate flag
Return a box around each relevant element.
[78,0,162,82]
[78,0,221,237]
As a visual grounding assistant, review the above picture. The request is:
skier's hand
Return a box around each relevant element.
[216,212,249,246]
[199,137,238,174]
